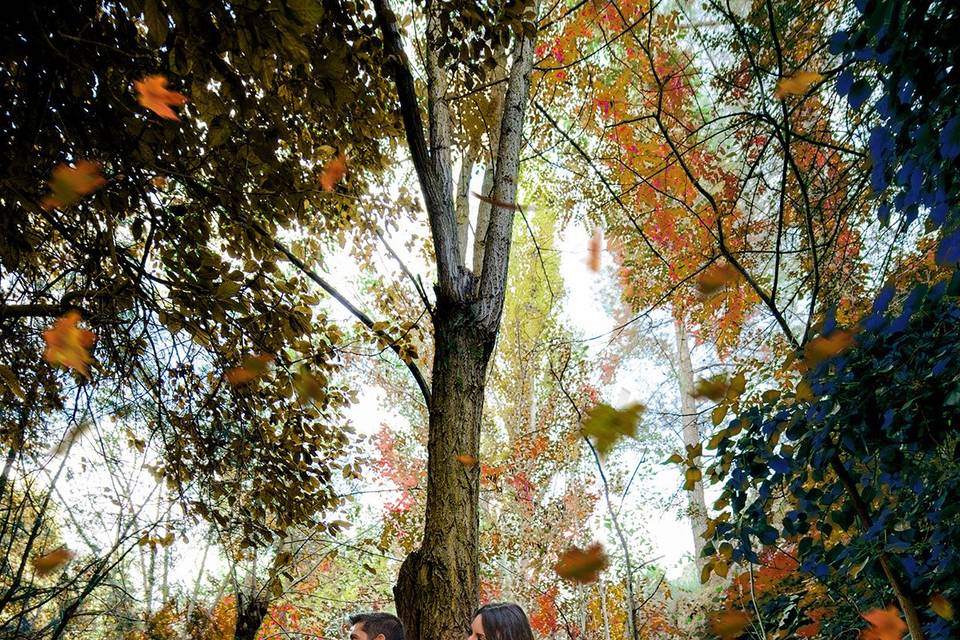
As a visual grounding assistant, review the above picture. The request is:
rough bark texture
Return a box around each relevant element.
[673,316,708,569]
[394,302,495,640]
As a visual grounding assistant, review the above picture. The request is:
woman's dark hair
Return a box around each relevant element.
[474,603,535,640]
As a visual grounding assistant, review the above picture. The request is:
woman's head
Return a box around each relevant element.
[468,603,534,640]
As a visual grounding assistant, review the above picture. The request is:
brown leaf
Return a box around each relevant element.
[42,161,106,211]
[709,609,751,640]
[32,547,74,577]
[472,191,519,210]
[555,543,608,584]
[135,75,188,120]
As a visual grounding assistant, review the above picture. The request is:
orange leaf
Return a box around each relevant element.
[42,161,106,211]
[804,329,856,367]
[457,454,478,467]
[587,229,602,272]
[861,607,907,640]
[321,154,349,191]
[43,311,96,377]
[709,609,751,640]
[32,547,74,577]
[225,353,273,385]
[555,543,608,584]
[135,75,188,121]
[931,594,954,620]
[774,71,824,99]
[472,191,519,210]
[696,263,739,296]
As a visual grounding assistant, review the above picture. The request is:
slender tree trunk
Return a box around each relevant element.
[673,316,708,570]
[234,590,269,640]
[394,304,495,640]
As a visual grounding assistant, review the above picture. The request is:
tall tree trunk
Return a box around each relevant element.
[234,590,269,640]
[395,305,494,640]
[673,316,708,570]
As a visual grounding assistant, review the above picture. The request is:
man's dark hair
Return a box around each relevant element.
[349,612,404,640]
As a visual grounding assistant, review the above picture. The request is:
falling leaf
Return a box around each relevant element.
[321,153,349,191]
[42,161,106,211]
[587,229,602,272]
[581,402,644,455]
[43,311,96,377]
[555,543,608,583]
[861,607,907,640]
[50,420,91,457]
[32,547,74,577]
[693,375,729,402]
[709,609,751,640]
[931,594,954,620]
[472,191,519,210]
[135,75,188,120]
[774,71,824,99]
[457,454,478,467]
[152,176,168,189]
[293,370,326,403]
[696,263,739,296]
[225,353,273,385]
[804,329,856,367]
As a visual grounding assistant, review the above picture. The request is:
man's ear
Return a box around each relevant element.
[374,634,386,640]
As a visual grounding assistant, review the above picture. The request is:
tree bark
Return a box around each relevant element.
[234,590,269,640]
[673,316,708,570]
[394,303,495,640]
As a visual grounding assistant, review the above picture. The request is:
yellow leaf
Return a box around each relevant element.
[795,379,814,403]
[42,161,106,211]
[321,153,349,191]
[694,375,730,402]
[135,75,188,120]
[762,389,781,403]
[294,370,327,403]
[684,467,702,490]
[581,402,644,455]
[555,543,608,584]
[709,609,751,640]
[0,364,26,399]
[700,560,713,584]
[712,404,728,426]
[665,452,684,465]
[931,594,954,620]
[774,70,824,99]
[32,547,74,577]
[43,311,96,377]
[727,372,747,399]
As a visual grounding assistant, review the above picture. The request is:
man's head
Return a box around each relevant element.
[349,612,404,640]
